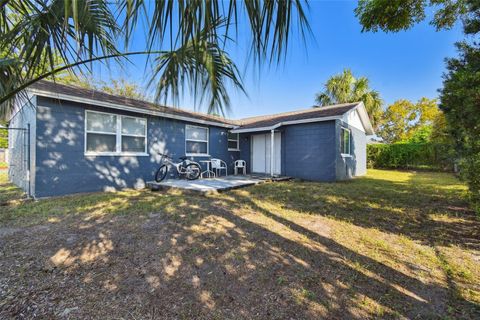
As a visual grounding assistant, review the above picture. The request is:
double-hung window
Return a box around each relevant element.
[340,127,351,156]
[121,116,147,153]
[85,110,147,155]
[185,125,209,155]
[228,132,239,151]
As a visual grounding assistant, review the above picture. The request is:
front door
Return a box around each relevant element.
[251,132,281,175]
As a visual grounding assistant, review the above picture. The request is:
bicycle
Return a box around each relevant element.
[155,154,202,182]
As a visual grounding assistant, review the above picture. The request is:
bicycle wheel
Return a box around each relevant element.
[155,165,168,182]
[184,163,201,180]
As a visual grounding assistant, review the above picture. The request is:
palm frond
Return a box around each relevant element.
[0,0,122,119]
[0,57,23,120]
[314,92,332,106]
[360,89,383,128]
[325,69,354,103]
[121,0,312,66]
[2,0,120,72]
[0,0,312,118]
[150,20,245,117]
[314,68,383,128]
[352,76,369,99]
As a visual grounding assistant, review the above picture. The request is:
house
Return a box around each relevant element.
[8,81,374,198]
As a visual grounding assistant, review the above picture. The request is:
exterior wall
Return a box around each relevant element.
[282,121,337,181]
[8,96,36,196]
[335,120,367,180]
[210,127,239,174]
[34,97,238,197]
[238,134,251,173]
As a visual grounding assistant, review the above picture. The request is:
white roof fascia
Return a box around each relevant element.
[230,115,342,133]
[354,102,375,135]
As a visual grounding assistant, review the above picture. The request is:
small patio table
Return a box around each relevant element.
[200,160,216,178]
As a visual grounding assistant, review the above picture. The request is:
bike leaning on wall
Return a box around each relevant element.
[155,154,201,182]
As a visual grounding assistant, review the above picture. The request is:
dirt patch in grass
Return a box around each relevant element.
[0,170,479,319]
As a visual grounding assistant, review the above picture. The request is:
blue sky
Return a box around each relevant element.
[94,0,464,119]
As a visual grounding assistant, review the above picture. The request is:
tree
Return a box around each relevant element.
[314,69,383,128]
[439,0,480,212]
[355,0,468,33]
[355,0,480,213]
[56,75,148,101]
[429,111,451,145]
[98,79,147,101]
[378,98,440,143]
[0,0,311,119]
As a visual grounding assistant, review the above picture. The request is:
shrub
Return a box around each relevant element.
[0,128,7,148]
[0,137,7,149]
[367,143,454,171]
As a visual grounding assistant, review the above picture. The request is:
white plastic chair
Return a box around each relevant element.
[211,158,228,177]
[234,160,246,175]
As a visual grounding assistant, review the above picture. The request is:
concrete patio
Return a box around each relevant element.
[147,175,291,194]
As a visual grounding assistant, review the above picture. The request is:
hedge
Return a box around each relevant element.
[0,128,7,149]
[367,143,454,171]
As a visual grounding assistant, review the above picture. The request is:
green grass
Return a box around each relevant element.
[0,170,479,319]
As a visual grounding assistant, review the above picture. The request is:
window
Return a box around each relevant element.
[185,125,209,155]
[85,110,147,155]
[86,112,117,153]
[340,127,351,156]
[228,132,239,151]
[121,116,147,153]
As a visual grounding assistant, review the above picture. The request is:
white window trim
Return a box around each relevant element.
[185,124,209,156]
[84,110,148,156]
[228,132,240,151]
[340,127,351,157]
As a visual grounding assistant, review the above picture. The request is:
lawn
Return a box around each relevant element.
[0,170,479,319]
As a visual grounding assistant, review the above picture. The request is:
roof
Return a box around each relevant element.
[235,103,359,130]
[29,81,236,127]
[28,81,373,134]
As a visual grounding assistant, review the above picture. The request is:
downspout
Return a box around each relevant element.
[270,129,274,177]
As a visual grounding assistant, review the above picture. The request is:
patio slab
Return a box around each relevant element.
[147,175,290,194]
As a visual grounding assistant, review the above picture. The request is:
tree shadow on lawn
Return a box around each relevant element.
[223,191,480,319]
[2,188,478,319]
[250,173,480,251]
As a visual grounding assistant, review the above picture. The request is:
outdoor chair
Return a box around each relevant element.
[234,160,246,175]
[211,158,228,177]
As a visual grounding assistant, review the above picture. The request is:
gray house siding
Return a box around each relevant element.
[235,122,339,181]
[8,93,370,198]
[34,97,238,197]
[282,121,337,181]
[238,134,251,173]
[335,120,367,180]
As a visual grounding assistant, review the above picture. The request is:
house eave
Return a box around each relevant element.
[355,102,375,135]
[28,89,236,129]
[230,115,343,133]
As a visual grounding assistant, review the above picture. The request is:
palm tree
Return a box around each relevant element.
[0,0,311,119]
[315,69,383,128]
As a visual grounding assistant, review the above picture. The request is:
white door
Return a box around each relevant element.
[252,134,266,173]
[252,133,281,175]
